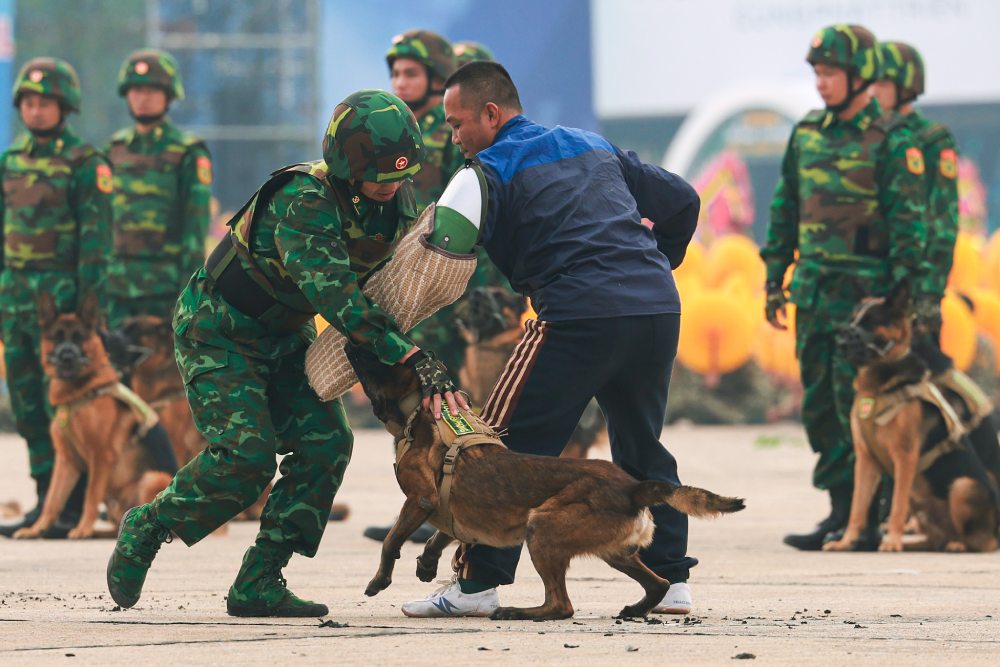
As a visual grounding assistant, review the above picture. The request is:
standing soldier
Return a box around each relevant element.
[760,25,926,550]
[106,49,212,329]
[0,58,112,537]
[106,90,464,617]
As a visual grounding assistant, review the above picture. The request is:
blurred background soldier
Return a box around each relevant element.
[105,49,212,329]
[454,41,497,68]
[760,25,926,551]
[0,58,112,537]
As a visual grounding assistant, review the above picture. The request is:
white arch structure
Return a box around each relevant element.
[662,81,818,179]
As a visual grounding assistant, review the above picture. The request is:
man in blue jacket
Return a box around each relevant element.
[401,61,702,618]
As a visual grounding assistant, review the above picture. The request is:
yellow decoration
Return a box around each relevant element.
[705,234,765,290]
[968,288,1000,371]
[947,232,982,294]
[983,230,1000,293]
[753,303,799,381]
[672,238,706,284]
[940,293,977,372]
[677,287,755,375]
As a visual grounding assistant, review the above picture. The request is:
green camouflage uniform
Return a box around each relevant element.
[762,27,926,491]
[148,90,423,557]
[107,50,212,327]
[388,31,511,373]
[0,58,112,479]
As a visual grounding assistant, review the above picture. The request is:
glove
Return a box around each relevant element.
[403,350,458,400]
[913,294,943,335]
[764,280,788,329]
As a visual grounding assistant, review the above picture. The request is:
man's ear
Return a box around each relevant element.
[888,279,911,318]
[485,102,501,128]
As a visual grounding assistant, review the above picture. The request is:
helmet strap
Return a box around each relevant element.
[826,71,866,114]
[130,109,168,125]
[29,123,63,139]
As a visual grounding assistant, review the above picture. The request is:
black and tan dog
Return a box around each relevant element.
[13,294,172,539]
[454,286,607,459]
[346,344,744,620]
[825,281,999,552]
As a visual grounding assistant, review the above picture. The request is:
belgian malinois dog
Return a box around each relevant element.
[825,281,999,553]
[455,286,607,459]
[13,293,172,539]
[346,344,745,620]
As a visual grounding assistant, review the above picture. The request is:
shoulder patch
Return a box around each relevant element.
[801,109,826,125]
[196,155,212,185]
[918,122,952,148]
[905,146,925,175]
[939,148,957,179]
[96,163,113,194]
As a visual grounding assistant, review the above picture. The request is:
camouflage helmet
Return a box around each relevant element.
[117,49,185,100]
[13,57,82,112]
[879,41,925,103]
[386,29,457,82]
[454,41,496,67]
[322,89,424,183]
[806,24,882,84]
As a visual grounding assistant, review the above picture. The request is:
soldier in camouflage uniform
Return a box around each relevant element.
[454,41,496,68]
[105,49,212,328]
[872,42,958,342]
[0,58,112,537]
[760,25,927,550]
[106,89,465,617]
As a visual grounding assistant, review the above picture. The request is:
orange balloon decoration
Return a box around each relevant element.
[705,234,765,290]
[940,293,977,372]
[677,287,755,376]
[947,232,982,294]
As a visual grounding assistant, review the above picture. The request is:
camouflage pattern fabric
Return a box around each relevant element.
[0,126,112,477]
[323,89,424,184]
[879,41,924,104]
[105,120,212,327]
[117,49,186,100]
[386,30,457,83]
[761,97,926,490]
[13,57,82,111]
[149,334,352,554]
[409,103,466,210]
[454,41,496,67]
[806,24,882,84]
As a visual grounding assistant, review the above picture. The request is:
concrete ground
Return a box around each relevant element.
[1,423,998,666]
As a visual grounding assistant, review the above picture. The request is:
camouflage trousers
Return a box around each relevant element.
[796,307,857,491]
[108,294,180,330]
[150,334,353,557]
[0,313,53,478]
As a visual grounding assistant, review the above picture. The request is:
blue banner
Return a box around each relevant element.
[0,0,13,146]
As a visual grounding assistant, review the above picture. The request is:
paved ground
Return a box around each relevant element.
[1,423,998,666]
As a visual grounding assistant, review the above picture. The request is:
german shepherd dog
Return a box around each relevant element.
[116,315,269,522]
[825,281,999,552]
[455,286,607,459]
[13,294,172,539]
[346,344,745,620]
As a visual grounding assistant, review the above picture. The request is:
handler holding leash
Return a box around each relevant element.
[106,89,466,617]
[401,62,701,618]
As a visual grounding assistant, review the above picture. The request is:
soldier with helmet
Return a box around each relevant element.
[0,58,112,537]
[106,89,466,617]
[105,49,212,329]
[454,41,496,68]
[760,25,927,550]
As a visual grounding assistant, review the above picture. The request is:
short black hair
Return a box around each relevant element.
[444,61,522,112]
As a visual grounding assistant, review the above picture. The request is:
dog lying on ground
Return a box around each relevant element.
[825,281,999,552]
[346,343,744,620]
[13,294,172,539]
[455,286,607,459]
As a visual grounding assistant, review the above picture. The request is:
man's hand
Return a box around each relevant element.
[913,294,943,335]
[402,349,469,419]
[765,280,789,331]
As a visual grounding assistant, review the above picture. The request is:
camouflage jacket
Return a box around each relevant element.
[762,98,926,325]
[0,125,112,315]
[903,111,958,299]
[174,161,418,362]
[409,103,465,211]
[105,119,212,298]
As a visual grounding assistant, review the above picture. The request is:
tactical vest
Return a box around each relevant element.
[107,130,204,260]
[794,110,894,263]
[208,160,416,325]
[2,141,98,272]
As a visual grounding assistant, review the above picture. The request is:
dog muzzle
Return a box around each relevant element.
[836,324,895,367]
[49,341,89,379]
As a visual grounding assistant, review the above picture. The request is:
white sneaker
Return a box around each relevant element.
[652,582,692,614]
[401,576,500,618]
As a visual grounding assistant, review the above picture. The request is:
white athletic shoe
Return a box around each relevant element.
[652,581,692,614]
[401,577,500,618]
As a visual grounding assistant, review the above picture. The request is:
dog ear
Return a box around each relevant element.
[77,291,100,331]
[887,279,911,319]
[37,293,58,330]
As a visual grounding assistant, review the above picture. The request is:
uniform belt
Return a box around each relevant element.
[204,235,315,335]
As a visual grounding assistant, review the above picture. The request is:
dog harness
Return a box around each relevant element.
[393,391,505,544]
[53,381,160,440]
[854,370,968,474]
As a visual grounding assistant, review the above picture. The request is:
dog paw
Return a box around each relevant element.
[822,539,853,552]
[415,558,438,582]
[365,575,391,597]
[67,527,93,540]
[615,604,649,619]
[12,527,42,539]
[945,541,967,553]
[878,536,904,552]
[490,607,532,621]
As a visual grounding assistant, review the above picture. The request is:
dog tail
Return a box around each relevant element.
[632,481,745,518]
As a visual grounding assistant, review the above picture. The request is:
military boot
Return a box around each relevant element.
[226,543,329,617]
[106,505,172,608]
[783,484,852,551]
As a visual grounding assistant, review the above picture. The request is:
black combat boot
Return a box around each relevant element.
[783,484,852,551]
